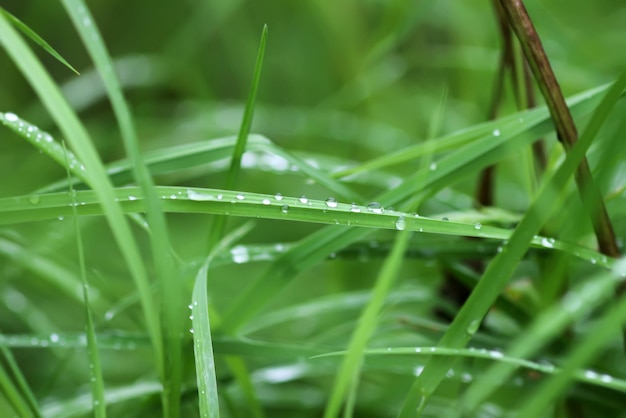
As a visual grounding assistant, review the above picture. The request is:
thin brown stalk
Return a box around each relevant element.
[498,0,619,259]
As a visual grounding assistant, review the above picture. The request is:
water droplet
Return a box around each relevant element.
[367,202,384,213]
[189,328,194,334]
[497,246,503,253]
[325,197,338,208]
[57,216,65,221]
[28,195,40,205]
[299,195,308,204]
[429,162,437,171]
[493,129,501,136]
[231,245,250,264]
[414,347,422,353]
[466,319,480,335]
[281,205,289,213]
[395,216,406,231]
[262,198,271,205]
[600,374,613,383]
[474,222,482,230]
[185,189,213,201]
[350,203,361,213]
[442,217,449,221]
[4,112,18,122]
[274,193,283,201]
[50,333,59,343]
[236,194,245,200]
[488,350,504,359]
[128,195,137,201]
[541,237,554,248]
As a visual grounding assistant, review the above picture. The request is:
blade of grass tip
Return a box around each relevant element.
[204,26,267,418]
[398,73,626,417]
[0,10,163,391]
[516,260,626,417]
[323,230,411,418]
[63,143,105,418]
[192,222,255,418]
[0,7,79,75]
[208,24,267,250]
[61,1,181,415]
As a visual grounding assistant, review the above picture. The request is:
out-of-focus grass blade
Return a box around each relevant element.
[0,9,163,389]
[323,230,411,417]
[61,1,181,415]
[516,260,626,417]
[41,381,162,418]
[458,270,620,414]
[0,7,79,75]
[192,222,254,418]
[398,74,626,417]
[0,346,41,417]
[312,344,626,392]
[64,144,105,418]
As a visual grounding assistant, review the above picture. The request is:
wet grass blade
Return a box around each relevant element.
[0,9,163,393]
[61,1,181,415]
[192,223,254,418]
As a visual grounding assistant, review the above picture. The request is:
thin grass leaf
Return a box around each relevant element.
[209,24,268,251]
[64,143,105,418]
[0,7,79,75]
[61,2,182,415]
[323,230,411,417]
[0,10,163,388]
[313,344,626,392]
[225,24,267,191]
[398,75,626,417]
[192,222,255,418]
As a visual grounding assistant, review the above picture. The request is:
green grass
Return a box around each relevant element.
[1,1,626,417]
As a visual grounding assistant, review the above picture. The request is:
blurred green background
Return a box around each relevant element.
[1,1,625,416]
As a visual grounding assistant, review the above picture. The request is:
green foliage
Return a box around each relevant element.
[1,1,625,418]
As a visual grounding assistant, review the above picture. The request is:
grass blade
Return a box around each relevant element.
[323,230,411,417]
[0,8,163,395]
[208,24,268,250]
[192,222,255,418]
[0,7,79,75]
[64,143,105,417]
[61,2,182,415]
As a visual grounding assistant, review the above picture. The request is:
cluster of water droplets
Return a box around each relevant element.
[1,112,86,174]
